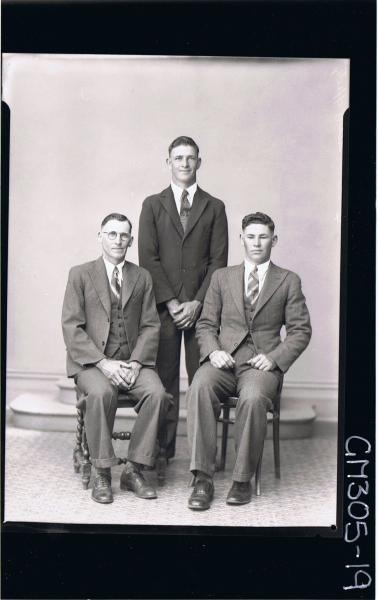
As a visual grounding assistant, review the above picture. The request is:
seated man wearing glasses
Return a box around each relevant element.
[62,213,172,504]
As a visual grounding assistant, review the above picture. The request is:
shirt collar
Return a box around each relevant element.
[171,181,198,205]
[103,256,125,280]
[244,259,271,277]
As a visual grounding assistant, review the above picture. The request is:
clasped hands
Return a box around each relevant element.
[209,350,276,372]
[167,299,202,330]
[97,358,141,389]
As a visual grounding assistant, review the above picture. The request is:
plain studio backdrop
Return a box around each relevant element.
[3,55,349,417]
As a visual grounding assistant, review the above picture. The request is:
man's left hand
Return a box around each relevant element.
[248,354,276,371]
[172,300,202,330]
[120,361,142,389]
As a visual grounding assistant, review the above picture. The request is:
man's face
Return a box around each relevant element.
[167,144,201,188]
[98,219,133,265]
[241,223,277,264]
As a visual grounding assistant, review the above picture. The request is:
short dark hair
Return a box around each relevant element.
[101,213,132,232]
[242,212,275,233]
[168,136,199,156]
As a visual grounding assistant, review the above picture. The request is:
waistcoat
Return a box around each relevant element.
[104,288,130,360]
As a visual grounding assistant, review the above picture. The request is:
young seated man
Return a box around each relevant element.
[186,212,312,510]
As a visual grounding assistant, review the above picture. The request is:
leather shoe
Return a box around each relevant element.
[188,477,214,511]
[226,481,252,505]
[120,469,157,499]
[91,471,113,504]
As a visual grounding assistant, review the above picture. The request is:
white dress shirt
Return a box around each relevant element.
[244,259,270,298]
[171,181,198,215]
[103,256,125,291]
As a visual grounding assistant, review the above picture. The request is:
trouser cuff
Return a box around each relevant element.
[127,452,155,468]
[91,457,118,468]
[189,462,215,479]
[232,471,253,483]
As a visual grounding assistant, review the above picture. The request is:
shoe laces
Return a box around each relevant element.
[96,474,110,488]
[195,478,212,494]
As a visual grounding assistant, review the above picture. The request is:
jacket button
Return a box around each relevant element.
[102,342,105,346]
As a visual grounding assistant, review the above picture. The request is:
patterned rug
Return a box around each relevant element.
[4,426,337,527]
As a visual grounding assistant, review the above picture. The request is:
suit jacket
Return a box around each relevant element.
[196,262,311,373]
[138,185,228,304]
[62,257,160,377]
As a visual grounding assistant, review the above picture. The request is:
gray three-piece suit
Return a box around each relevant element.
[187,262,312,482]
[62,257,172,469]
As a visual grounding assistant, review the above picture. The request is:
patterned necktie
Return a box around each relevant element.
[179,189,191,232]
[247,265,259,305]
[111,265,121,300]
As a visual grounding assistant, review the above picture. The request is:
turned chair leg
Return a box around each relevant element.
[81,430,92,489]
[73,407,84,473]
[273,413,281,479]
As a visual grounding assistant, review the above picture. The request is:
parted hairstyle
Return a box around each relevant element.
[101,213,133,232]
[168,136,200,156]
[242,212,275,233]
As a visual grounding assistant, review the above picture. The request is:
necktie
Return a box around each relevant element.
[247,265,259,305]
[179,189,191,232]
[111,266,121,300]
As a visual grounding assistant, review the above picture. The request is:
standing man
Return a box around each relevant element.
[186,212,311,510]
[62,213,172,504]
[138,136,228,459]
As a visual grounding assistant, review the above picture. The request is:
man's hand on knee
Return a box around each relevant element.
[248,354,276,371]
[96,358,132,387]
[209,350,235,370]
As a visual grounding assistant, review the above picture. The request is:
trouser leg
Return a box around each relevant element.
[187,362,236,478]
[156,304,182,458]
[75,367,119,469]
[184,326,200,385]
[233,368,279,482]
[127,367,172,468]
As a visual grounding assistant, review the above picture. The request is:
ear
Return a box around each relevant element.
[196,157,202,170]
[240,232,244,246]
[127,236,134,249]
[272,235,278,247]
[97,231,102,244]
[166,157,171,169]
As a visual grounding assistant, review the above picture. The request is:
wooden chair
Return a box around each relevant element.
[217,378,283,496]
[73,389,166,488]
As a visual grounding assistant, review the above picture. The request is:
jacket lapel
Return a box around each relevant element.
[183,186,209,239]
[252,262,288,319]
[227,264,246,322]
[121,262,140,309]
[159,186,184,237]
[89,257,111,317]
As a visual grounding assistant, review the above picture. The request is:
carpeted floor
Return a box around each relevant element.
[4,426,337,527]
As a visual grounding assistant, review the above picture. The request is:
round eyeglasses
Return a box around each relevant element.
[102,231,131,241]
